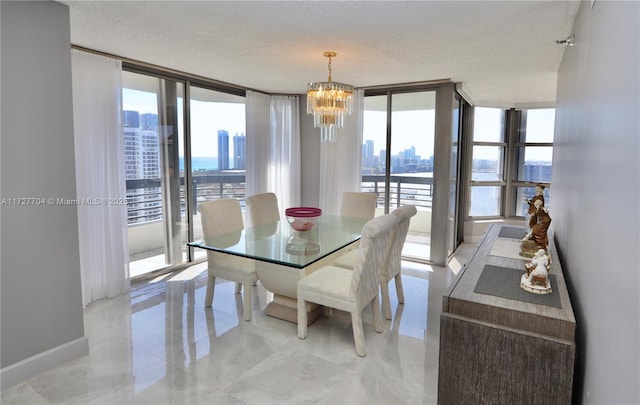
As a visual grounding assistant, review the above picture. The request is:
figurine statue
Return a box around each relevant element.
[530,205,551,247]
[524,184,545,230]
[521,248,552,294]
[520,199,552,257]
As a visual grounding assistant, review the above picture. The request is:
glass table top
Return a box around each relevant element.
[188,215,368,269]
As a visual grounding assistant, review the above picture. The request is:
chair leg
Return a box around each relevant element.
[234,282,242,293]
[351,310,366,357]
[381,283,392,320]
[297,298,308,339]
[372,295,384,333]
[395,273,405,304]
[242,282,252,321]
[204,275,215,307]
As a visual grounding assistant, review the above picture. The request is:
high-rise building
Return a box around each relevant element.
[379,149,387,171]
[123,110,139,128]
[123,127,159,180]
[233,132,246,169]
[140,113,158,131]
[217,130,229,170]
[123,111,162,224]
[363,140,374,168]
[405,146,416,159]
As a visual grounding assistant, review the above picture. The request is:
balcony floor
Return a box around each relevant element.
[129,248,167,278]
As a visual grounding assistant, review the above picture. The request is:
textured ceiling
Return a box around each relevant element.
[59,0,580,107]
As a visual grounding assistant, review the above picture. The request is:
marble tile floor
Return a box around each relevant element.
[2,243,477,405]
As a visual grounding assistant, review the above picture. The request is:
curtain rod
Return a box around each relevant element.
[359,78,453,92]
[72,45,448,98]
[71,44,272,96]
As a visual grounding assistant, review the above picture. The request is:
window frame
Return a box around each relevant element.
[510,108,554,216]
[468,107,508,219]
[122,62,247,266]
[468,107,554,219]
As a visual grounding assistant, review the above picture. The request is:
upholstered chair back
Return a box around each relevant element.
[388,205,418,280]
[245,192,280,227]
[350,214,398,304]
[341,192,377,220]
[199,199,244,236]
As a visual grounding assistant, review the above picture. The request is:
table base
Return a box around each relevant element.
[264,296,324,325]
[256,243,359,325]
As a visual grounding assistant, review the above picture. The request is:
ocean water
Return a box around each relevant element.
[180,157,217,171]
[469,171,552,216]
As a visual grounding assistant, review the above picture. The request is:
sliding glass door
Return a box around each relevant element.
[363,90,436,262]
[447,94,467,257]
[188,85,246,253]
[362,83,466,265]
[122,66,248,278]
[123,70,187,277]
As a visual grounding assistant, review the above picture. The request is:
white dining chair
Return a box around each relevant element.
[334,205,417,320]
[382,205,417,319]
[199,199,258,321]
[296,213,398,357]
[340,192,377,220]
[245,192,280,227]
[332,192,378,274]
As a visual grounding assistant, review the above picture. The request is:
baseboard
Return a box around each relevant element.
[0,336,89,390]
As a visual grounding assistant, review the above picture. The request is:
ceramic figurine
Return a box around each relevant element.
[520,199,552,257]
[521,248,552,294]
[524,184,545,230]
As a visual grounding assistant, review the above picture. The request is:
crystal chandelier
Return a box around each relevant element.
[307,51,354,143]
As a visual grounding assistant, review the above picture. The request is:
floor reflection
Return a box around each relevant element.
[2,244,476,405]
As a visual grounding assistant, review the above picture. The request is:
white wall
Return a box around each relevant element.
[1,0,88,388]
[553,1,639,403]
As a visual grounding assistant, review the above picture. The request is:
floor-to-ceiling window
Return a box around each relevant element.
[362,89,437,262]
[188,85,247,249]
[447,94,469,257]
[123,70,187,277]
[123,67,246,278]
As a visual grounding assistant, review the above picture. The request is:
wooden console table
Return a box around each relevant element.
[438,224,575,405]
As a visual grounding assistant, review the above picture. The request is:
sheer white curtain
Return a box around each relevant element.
[319,89,365,214]
[71,49,129,308]
[269,95,301,209]
[246,91,301,209]
[245,90,271,196]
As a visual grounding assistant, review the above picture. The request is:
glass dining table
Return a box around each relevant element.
[189,215,368,323]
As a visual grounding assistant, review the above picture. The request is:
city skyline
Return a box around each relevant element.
[122,104,552,175]
[122,88,247,158]
[123,88,554,162]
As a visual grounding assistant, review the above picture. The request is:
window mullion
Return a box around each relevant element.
[504,108,520,217]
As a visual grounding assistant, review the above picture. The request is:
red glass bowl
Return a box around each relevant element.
[285,207,322,232]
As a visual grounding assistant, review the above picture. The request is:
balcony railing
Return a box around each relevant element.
[127,172,434,276]
[125,172,433,225]
[361,174,433,209]
[126,173,246,224]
